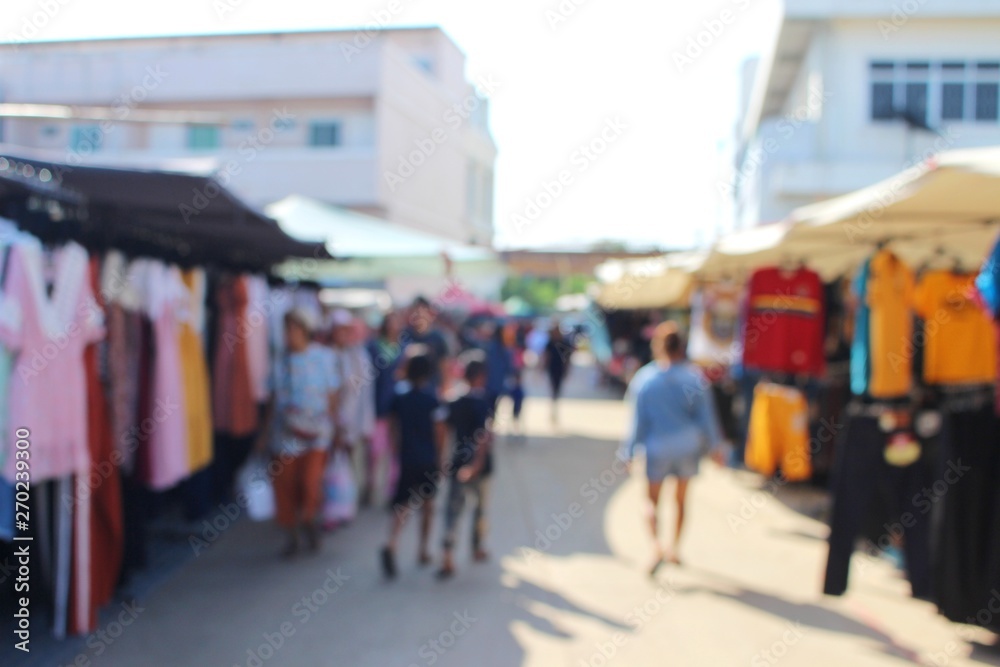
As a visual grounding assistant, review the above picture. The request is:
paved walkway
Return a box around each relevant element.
[27,361,1000,666]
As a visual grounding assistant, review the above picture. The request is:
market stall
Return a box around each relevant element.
[691,146,1000,628]
[0,154,327,640]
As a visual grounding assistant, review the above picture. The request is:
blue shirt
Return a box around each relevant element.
[368,337,402,418]
[271,344,341,454]
[389,386,444,468]
[977,236,1000,318]
[623,362,723,462]
[850,258,872,396]
[485,339,513,397]
[625,360,663,404]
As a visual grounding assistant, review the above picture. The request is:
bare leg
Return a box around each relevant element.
[387,507,407,552]
[419,500,435,563]
[647,479,665,572]
[670,477,690,564]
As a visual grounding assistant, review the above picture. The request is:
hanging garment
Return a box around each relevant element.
[179,269,213,473]
[866,251,915,398]
[102,251,143,474]
[138,261,191,491]
[744,382,811,482]
[69,256,124,635]
[0,240,104,482]
[932,400,1000,629]
[245,275,271,404]
[913,271,996,386]
[850,258,873,396]
[212,275,258,437]
[824,411,933,598]
[742,266,826,378]
[975,234,1000,318]
[0,232,19,541]
[688,283,741,368]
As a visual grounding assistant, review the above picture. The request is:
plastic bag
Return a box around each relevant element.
[237,455,275,522]
[323,451,357,524]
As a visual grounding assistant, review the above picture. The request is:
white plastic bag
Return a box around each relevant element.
[323,451,357,524]
[237,455,275,522]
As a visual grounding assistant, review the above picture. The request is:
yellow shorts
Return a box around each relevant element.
[745,383,811,482]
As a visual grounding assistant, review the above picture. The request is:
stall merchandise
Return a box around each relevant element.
[688,282,741,368]
[742,266,826,378]
[744,382,811,482]
[0,153,328,640]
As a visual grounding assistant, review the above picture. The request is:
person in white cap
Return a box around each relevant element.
[324,309,376,522]
[258,307,341,558]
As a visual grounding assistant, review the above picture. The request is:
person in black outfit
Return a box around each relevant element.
[543,324,573,426]
[438,353,494,579]
[380,348,447,579]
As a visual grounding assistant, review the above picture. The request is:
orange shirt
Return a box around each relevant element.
[867,251,915,398]
[913,271,997,385]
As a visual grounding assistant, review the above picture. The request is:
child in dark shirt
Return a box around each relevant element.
[381,348,447,580]
[438,353,494,579]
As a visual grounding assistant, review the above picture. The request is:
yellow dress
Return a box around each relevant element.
[179,269,214,472]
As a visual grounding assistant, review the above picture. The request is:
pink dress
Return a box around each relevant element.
[137,261,191,490]
[0,240,104,483]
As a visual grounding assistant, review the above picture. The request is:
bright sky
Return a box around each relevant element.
[0,0,781,251]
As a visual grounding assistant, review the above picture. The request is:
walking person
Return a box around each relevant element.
[324,309,375,526]
[484,322,514,414]
[259,307,341,559]
[618,323,727,575]
[366,311,404,507]
[437,353,494,579]
[402,296,452,397]
[381,348,448,579]
[542,324,573,426]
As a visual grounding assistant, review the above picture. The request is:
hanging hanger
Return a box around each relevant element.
[778,253,798,275]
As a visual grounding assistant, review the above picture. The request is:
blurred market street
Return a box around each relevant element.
[17,356,996,667]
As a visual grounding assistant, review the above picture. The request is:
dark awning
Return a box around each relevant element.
[0,153,330,272]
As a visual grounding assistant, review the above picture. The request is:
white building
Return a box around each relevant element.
[0,27,497,245]
[734,0,1000,229]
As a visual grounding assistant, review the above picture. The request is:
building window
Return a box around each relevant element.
[308,122,341,147]
[188,125,221,150]
[230,119,255,133]
[412,56,435,75]
[71,125,103,152]
[941,83,965,120]
[871,60,1000,125]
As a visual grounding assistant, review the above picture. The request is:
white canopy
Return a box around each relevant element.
[266,195,503,284]
[594,252,705,310]
[696,146,1000,280]
[783,147,1000,275]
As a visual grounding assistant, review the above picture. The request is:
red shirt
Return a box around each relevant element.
[742,267,826,378]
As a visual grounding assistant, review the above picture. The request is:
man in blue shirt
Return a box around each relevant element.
[619,324,727,574]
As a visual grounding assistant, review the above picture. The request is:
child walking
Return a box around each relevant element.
[438,354,494,579]
[381,347,447,579]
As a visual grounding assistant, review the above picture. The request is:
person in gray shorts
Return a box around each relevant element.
[619,323,728,575]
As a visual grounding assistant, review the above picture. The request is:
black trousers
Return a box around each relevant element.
[823,415,933,598]
[932,405,1000,627]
